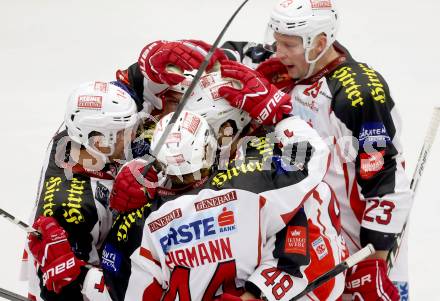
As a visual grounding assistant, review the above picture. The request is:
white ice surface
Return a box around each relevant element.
[0,0,439,299]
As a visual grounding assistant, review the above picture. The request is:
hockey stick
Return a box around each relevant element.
[0,208,40,238]
[290,244,375,300]
[141,0,251,175]
[386,107,440,271]
[0,288,29,301]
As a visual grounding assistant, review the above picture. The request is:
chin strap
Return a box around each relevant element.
[303,40,332,80]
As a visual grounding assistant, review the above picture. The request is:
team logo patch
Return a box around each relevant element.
[284,226,307,255]
[311,236,328,260]
[101,244,122,273]
[77,95,102,110]
[359,122,391,147]
[359,150,385,179]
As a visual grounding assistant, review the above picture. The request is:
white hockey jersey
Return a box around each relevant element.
[118,117,348,301]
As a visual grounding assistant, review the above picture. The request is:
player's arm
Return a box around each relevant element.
[257,116,330,235]
[331,64,412,253]
[122,39,228,112]
[27,216,88,301]
[331,64,409,301]
[124,233,165,301]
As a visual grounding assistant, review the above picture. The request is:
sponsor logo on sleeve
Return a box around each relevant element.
[101,244,122,273]
[359,122,391,147]
[358,64,387,104]
[284,226,307,255]
[95,181,110,208]
[359,150,385,179]
[394,281,409,301]
[311,236,328,260]
[331,66,364,107]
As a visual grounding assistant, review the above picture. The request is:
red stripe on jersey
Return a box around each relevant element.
[341,227,361,251]
[21,249,28,261]
[305,221,336,300]
[349,178,366,224]
[257,196,266,266]
[28,293,37,301]
[333,136,350,198]
[140,247,161,267]
[280,188,315,225]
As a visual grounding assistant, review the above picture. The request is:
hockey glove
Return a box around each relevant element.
[28,216,85,293]
[255,57,293,92]
[138,40,227,86]
[110,159,158,213]
[218,61,292,125]
[344,258,400,301]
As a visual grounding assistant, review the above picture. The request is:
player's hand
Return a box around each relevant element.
[110,159,158,213]
[218,61,292,125]
[215,293,263,301]
[28,216,85,293]
[138,40,227,86]
[255,57,293,92]
[344,258,400,301]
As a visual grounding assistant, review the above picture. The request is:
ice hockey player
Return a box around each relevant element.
[216,0,412,299]
[120,109,332,300]
[22,81,157,301]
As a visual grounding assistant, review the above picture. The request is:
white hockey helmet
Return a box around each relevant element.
[167,69,251,136]
[151,110,217,176]
[64,81,139,159]
[265,0,339,64]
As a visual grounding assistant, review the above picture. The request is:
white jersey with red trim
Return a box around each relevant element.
[221,41,413,296]
[118,117,347,301]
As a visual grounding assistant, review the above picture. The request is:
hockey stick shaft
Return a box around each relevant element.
[0,287,30,301]
[0,208,40,238]
[144,0,250,170]
[290,244,375,301]
[386,107,440,270]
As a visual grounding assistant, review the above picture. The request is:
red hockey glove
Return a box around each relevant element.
[110,159,158,213]
[218,61,292,125]
[215,293,263,301]
[28,216,85,293]
[344,259,400,301]
[138,40,227,86]
[184,39,228,70]
[255,58,293,92]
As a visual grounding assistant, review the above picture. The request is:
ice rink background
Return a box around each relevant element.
[1,0,439,299]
